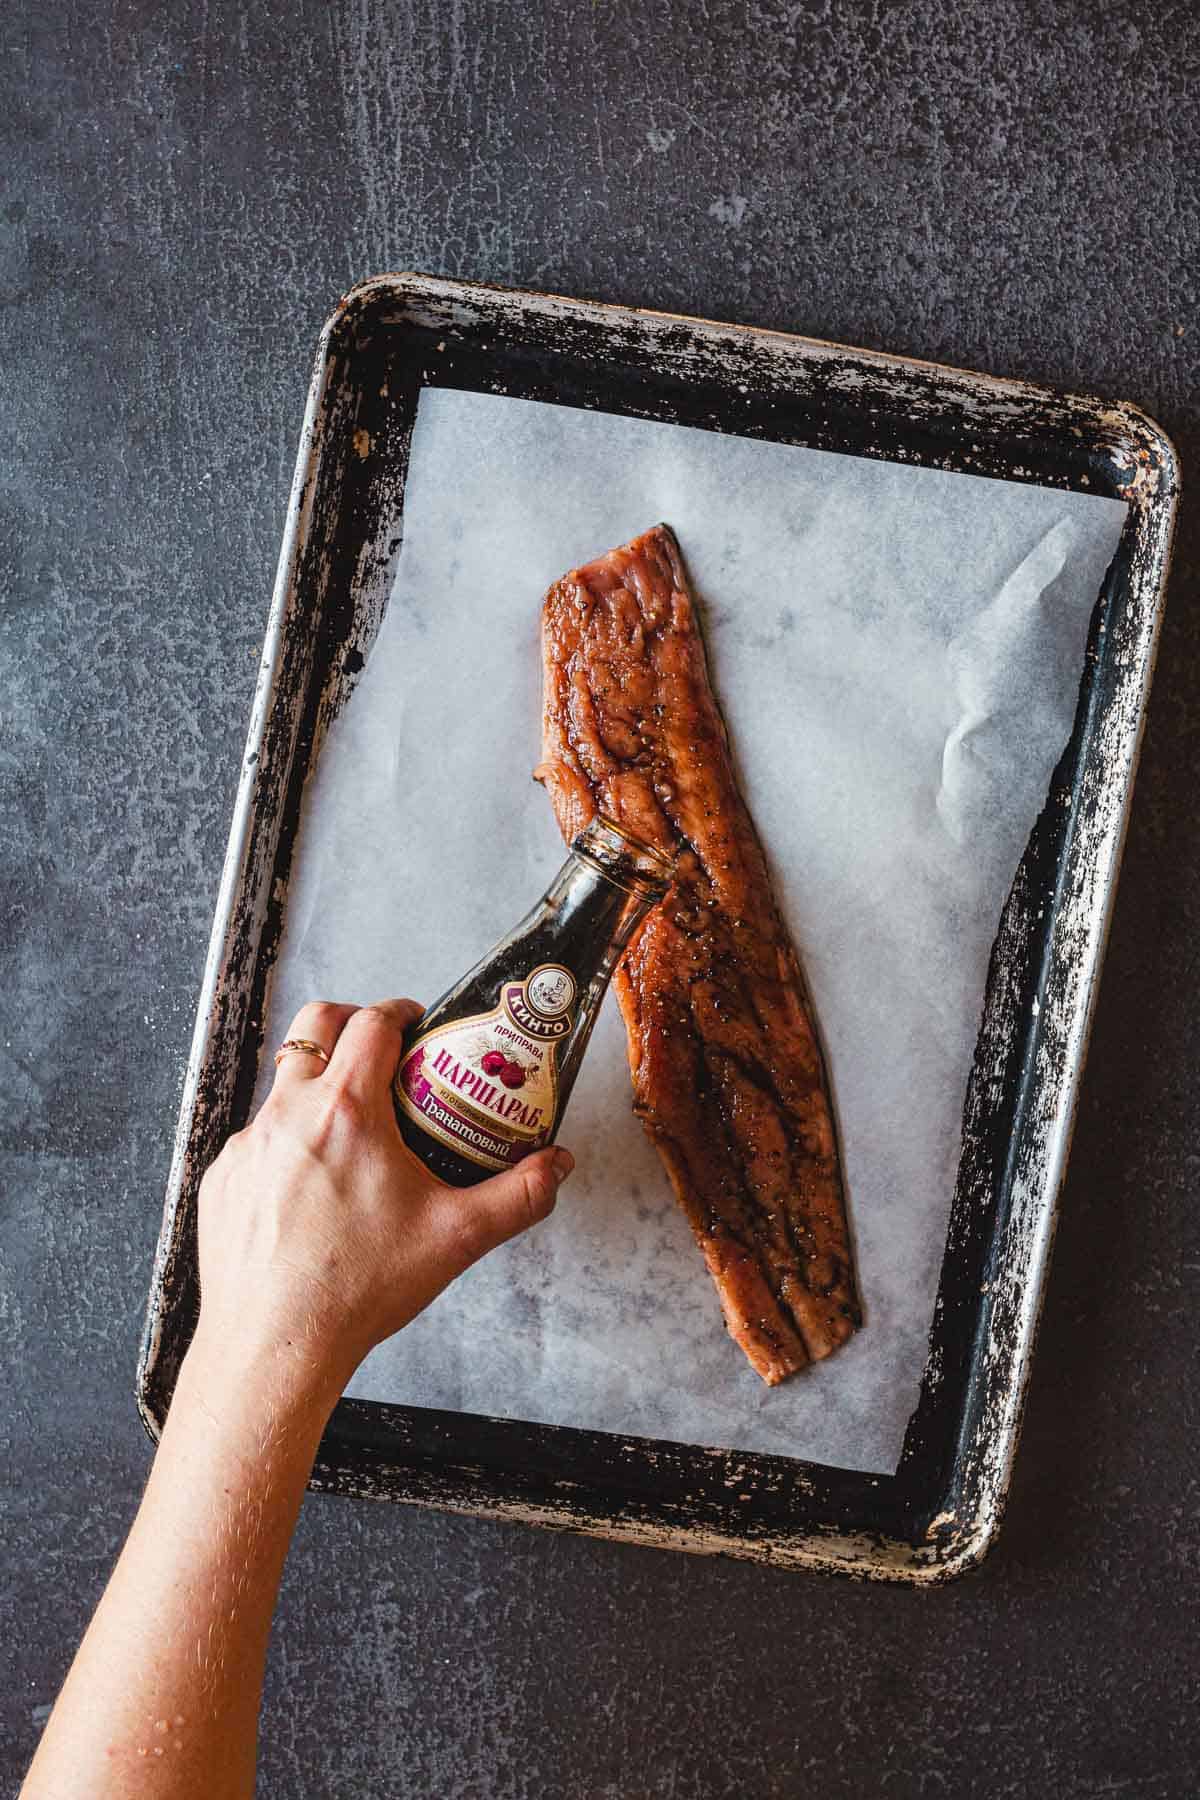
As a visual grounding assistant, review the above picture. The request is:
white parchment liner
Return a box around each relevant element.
[253,389,1126,1474]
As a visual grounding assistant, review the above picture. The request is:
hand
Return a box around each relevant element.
[190,997,574,1408]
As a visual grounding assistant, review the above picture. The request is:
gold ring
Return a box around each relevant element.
[274,1038,331,1068]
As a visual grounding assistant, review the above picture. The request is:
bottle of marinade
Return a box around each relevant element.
[394,816,674,1187]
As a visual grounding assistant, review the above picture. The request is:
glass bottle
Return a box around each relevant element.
[394,816,674,1186]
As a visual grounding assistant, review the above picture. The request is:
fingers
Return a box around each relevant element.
[272,1001,359,1086]
[426,1146,575,1276]
[326,997,425,1101]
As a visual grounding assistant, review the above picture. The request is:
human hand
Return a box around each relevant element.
[189,997,573,1410]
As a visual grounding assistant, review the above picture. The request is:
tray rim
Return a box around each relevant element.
[137,272,1179,1583]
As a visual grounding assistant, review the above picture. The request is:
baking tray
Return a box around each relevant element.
[137,274,1178,1582]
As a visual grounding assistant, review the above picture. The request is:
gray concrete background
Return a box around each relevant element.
[2,2,1197,1795]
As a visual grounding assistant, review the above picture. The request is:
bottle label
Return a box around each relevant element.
[394,964,578,1172]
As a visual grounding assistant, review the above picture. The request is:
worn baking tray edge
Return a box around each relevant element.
[135,324,349,1434]
[137,274,1178,1582]
[936,439,1177,1572]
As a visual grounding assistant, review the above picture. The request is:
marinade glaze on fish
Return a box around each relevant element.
[536,525,861,1385]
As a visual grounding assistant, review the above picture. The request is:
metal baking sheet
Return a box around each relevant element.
[137,274,1178,1581]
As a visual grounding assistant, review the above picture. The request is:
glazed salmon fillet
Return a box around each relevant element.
[536,525,861,1384]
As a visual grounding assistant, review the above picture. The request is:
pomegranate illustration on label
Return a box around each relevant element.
[394,821,673,1186]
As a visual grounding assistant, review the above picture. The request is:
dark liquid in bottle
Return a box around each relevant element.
[394,817,673,1186]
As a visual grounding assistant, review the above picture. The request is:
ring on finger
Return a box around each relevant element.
[274,1038,331,1068]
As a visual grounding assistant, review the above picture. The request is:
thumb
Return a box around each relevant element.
[428,1147,574,1277]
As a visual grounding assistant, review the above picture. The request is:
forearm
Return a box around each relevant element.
[22,1329,341,1800]
[22,994,568,1799]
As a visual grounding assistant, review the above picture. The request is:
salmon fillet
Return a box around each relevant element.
[536,524,861,1384]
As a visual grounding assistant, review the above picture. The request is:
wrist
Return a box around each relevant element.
[176,1317,348,1448]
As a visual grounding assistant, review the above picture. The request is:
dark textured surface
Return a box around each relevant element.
[2,1,1197,1795]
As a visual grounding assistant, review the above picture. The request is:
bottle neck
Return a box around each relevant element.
[570,813,675,894]
[521,854,659,991]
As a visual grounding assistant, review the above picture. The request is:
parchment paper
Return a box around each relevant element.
[254,388,1127,1475]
